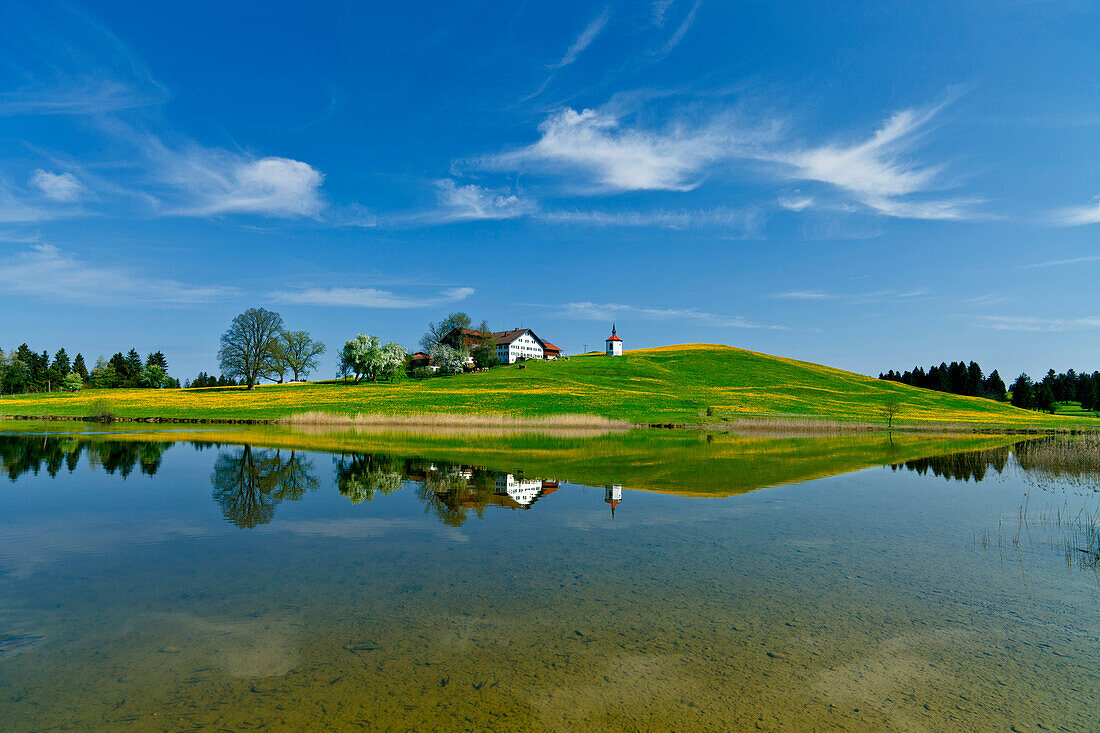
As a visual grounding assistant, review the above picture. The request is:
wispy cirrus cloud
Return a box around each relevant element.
[270,285,474,309]
[537,205,762,232]
[0,244,236,304]
[771,287,930,304]
[1049,198,1100,227]
[777,98,978,220]
[540,301,786,329]
[778,193,814,212]
[659,0,703,55]
[969,315,1100,332]
[433,179,536,221]
[652,0,676,26]
[1015,253,1100,269]
[962,292,1006,305]
[480,106,750,192]
[553,7,611,68]
[773,290,832,300]
[473,93,977,221]
[0,4,167,117]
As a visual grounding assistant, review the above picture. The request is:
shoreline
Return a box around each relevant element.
[0,412,1087,436]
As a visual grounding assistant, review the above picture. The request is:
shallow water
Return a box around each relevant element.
[0,429,1098,731]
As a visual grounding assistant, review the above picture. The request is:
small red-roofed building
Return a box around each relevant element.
[605,324,623,357]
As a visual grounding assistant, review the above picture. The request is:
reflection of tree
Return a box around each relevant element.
[334,453,403,504]
[211,446,318,528]
[417,465,500,527]
[890,445,1014,483]
[0,436,170,480]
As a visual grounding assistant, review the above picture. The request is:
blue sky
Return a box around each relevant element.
[2,0,1100,380]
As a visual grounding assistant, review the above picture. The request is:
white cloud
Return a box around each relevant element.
[660,0,702,55]
[773,287,931,304]
[0,244,236,304]
[554,8,611,68]
[434,179,536,221]
[773,290,831,300]
[847,288,930,304]
[477,95,973,220]
[777,101,975,219]
[549,301,786,329]
[1050,197,1100,227]
[962,292,1005,305]
[778,194,814,211]
[1016,254,1100,269]
[652,0,676,26]
[157,148,326,218]
[270,285,474,309]
[537,205,762,233]
[30,169,82,202]
[485,107,734,191]
[970,315,1100,332]
[0,77,166,117]
[0,182,48,223]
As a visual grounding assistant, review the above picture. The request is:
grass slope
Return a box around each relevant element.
[0,343,1077,427]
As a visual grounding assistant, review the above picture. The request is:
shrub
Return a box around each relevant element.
[87,398,116,422]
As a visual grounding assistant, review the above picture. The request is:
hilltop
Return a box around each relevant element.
[0,344,1076,427]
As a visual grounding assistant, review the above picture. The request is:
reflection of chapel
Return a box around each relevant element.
[605,485,622,518]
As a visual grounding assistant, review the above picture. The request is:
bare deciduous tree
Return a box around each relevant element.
[882,394,901,429]
[420,312,471,353]
[218,308,284,390]
[279,330,326,382]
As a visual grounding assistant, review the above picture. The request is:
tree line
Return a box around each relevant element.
[879,361,1007,401]
[880,361,1100,414]
[0,344,176,394]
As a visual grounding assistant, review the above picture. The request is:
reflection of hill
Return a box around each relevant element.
[246,428,1023,497]
[0,435,170,480]
[2,424,1027,498]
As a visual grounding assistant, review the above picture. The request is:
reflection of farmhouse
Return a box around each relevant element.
[494,474,550,506]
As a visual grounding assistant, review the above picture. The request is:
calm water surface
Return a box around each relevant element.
[0,428,1098,731]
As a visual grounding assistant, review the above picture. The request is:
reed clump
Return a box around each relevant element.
[1015,434,1100,489]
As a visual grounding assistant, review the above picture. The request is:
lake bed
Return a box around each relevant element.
[1,425,1097,730]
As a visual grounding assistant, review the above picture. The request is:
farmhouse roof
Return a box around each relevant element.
[542,341,563,354]
[492,328,546,348]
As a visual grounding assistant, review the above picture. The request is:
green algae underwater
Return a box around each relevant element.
[0,423,1098,731]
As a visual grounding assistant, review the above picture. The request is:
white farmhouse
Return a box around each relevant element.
[494,328,545,364]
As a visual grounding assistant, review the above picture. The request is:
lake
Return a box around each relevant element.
[0,423,1098,731]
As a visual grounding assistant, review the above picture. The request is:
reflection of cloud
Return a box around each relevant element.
[259,518,468,543]
[0,518,217,580]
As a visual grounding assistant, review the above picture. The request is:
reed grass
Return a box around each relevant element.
[282,410,630,430]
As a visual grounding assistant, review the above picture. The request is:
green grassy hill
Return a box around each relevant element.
[0,343,1077,427]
